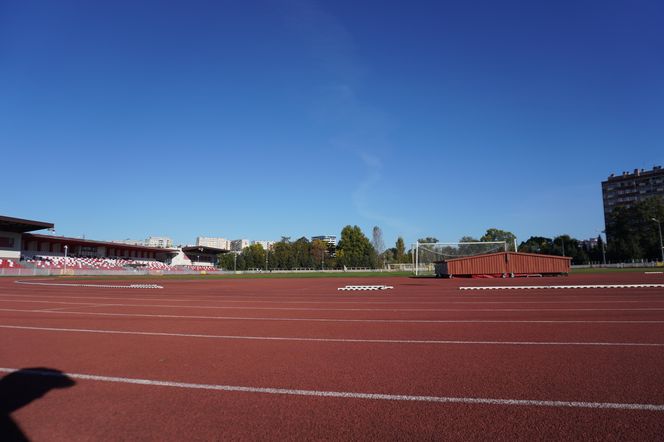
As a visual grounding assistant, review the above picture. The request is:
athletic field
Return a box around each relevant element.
[1,273,663,440]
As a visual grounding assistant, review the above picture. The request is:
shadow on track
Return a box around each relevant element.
[0,368,75,441]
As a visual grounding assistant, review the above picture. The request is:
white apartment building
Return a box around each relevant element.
[196,236,231,250]
[145,236,173,248]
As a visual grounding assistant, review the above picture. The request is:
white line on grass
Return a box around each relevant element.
[2,324,663,347]
[0,367,662,411]
[2,308,664,324]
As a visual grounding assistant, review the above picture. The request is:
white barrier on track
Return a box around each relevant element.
[460,284,664,291]
[338,285,394,291]
[14,280,163,289]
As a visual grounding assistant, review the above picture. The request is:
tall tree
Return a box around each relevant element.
[272,240,295,269]
[292,237,313,268]
[606,197,664,261]
[481,228,517,251]
[337,225,378,268]
[371,226,385,255]
[518,236,553,254]
[310,239,328,269]
[395,237,406,263]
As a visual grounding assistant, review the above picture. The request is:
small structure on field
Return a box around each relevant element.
[434,252,571,278]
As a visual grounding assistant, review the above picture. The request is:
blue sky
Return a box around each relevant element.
[2,0,663,247]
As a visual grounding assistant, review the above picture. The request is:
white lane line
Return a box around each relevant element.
[14,280,163,289]
[3,292,664,305]
[461,284,664,290]
[2,298,664,312]
[2,308,664,324]
[0,367,662,411]
[2,324,663,347]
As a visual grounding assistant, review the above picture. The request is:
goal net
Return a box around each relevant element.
[412,241,507,275]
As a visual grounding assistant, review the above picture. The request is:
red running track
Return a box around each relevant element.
[1,273,664,440]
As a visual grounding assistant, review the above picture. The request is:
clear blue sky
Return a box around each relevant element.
[2,0,663,247]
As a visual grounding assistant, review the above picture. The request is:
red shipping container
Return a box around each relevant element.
[434,252,570,278]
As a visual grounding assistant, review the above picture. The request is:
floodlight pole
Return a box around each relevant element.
[63,245,68,274]
[652,218,664,263]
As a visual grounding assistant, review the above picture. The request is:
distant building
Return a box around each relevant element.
[112,239,145,246]
[251,240,275,250]
[231,239,250,252]
[311,235,337,247]
[196,236,231,250]
[145,236,173,248]
[602,166,664,230]
[580,237,599,250]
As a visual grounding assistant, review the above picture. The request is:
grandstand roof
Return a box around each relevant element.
[182,245,229,254]
[0,215,54,233]
[23,233,179,254]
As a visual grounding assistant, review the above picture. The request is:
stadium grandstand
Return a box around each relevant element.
[0,215,229,275]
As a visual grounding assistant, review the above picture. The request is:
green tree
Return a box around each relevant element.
[606,197,664,261]
[243,244,266,270]
[395,237,406,263]
[337,225,378,269]
[481,228,517,251]
[272,240,295,269]
[311,239,328,269]
[292,237,313,268]
[518,236,554,254]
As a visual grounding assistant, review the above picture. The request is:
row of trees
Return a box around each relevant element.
[217,226,522,271]
[217,197,664,270]
[519,197,664,263]
[603,197,664,262]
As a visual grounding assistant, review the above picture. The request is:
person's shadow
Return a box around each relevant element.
[0,368,75,441]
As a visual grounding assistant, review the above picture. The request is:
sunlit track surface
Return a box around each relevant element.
[1,273,664,440]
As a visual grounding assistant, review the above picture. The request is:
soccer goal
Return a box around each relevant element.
[412,241,507,276]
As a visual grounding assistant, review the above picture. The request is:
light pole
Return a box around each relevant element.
[63,245,68,274]
[652,218,664,263]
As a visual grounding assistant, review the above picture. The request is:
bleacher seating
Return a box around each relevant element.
[0,258,21,269]
[22,256,176,271]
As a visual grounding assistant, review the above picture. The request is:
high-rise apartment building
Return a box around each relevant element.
[602,166,664,228]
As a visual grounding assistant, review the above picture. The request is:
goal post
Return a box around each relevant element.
[412,241,507,276]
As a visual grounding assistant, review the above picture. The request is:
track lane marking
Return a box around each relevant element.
[2,308,664,324]
[3,292,664,305]
[461,284,664,290]
[2,298,664,312]
[2,324,664,347]
[0,367,662,411]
